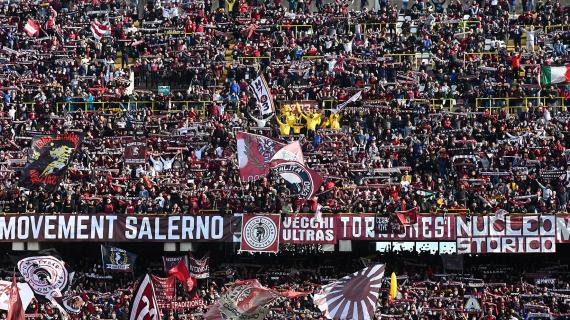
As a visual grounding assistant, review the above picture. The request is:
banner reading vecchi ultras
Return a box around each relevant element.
[20,133,83,191]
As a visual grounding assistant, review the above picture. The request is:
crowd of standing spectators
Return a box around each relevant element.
[0,0,569,218]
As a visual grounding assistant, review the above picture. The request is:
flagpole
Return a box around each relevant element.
[100,244,109,292]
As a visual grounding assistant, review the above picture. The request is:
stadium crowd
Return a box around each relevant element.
[2,0,570,319]
[2,252,570,319]
[0,0,569,219]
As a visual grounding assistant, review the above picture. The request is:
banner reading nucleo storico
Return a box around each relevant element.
[0,214,232,242]
[456,215,557,253]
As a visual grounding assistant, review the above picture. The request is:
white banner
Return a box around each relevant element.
[249,75,275,116]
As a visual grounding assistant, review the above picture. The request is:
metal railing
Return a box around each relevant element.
[55,100,213,114]
[475,96,568,113]
[384,53,433,69]
[278,24,314,35]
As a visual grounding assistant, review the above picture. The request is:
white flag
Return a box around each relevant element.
[249,75,275,116]
[332,91,362,113]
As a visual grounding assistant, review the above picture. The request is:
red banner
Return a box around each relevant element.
[151,276,176,304]
[456,215,556,253]
[240,214,280,253]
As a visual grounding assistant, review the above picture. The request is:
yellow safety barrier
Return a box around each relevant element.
[429,98,456,112]
[348,22,399,34]
[302,55,324,60]
[460,20,481,34]
[545,24,570,33]
[384,53,433,69]
[56,100,213,114]
[475,96,568,113]
[321,99,337,111]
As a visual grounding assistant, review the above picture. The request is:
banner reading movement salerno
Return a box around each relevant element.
[0,214,232,242]
[1,213,570,245]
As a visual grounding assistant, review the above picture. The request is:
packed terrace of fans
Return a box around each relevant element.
[0,0,569,216]
[3,252,570,319]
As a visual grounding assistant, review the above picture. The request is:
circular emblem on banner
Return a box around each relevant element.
[272,162,314,199]
[243,216,278,251]
[63,295,85,314]
[17,256,68,297]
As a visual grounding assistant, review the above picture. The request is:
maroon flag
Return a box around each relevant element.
[7,275,24,320]
[123,139,147,165]
[236,132,285,182]
[240,214,281,253]
[188,253,209,279]
[313,264,385,320]
[205,280,281,320]
[128,274,160,320]
[151,276,176,308]
[395,207,418,226]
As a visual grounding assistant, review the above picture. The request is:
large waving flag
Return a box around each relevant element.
[541,65,570,85]
[205,279,307,320]
[166,258,195,292]
[24,19,40,37]
[236,132,285,182]
[313,264,385,320]
[91,22,111,40]
[270,160,322,199]
[101,245,138,272]
[270,141,305,164]
[0,280,33,312]
[129,274,160,320]
[16,251,74,314]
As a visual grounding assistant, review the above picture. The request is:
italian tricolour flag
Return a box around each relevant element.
[541,65,570,85]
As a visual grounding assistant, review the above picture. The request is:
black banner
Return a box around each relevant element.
[20,133,83,191]
[101,245,137,272]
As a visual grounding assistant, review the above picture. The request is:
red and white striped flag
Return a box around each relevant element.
[313,264,385,320]
[128,274,160,320]
[90,22,111,40]
[24,19,40,37]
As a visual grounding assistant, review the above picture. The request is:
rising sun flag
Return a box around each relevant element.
[313,264,385,320]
